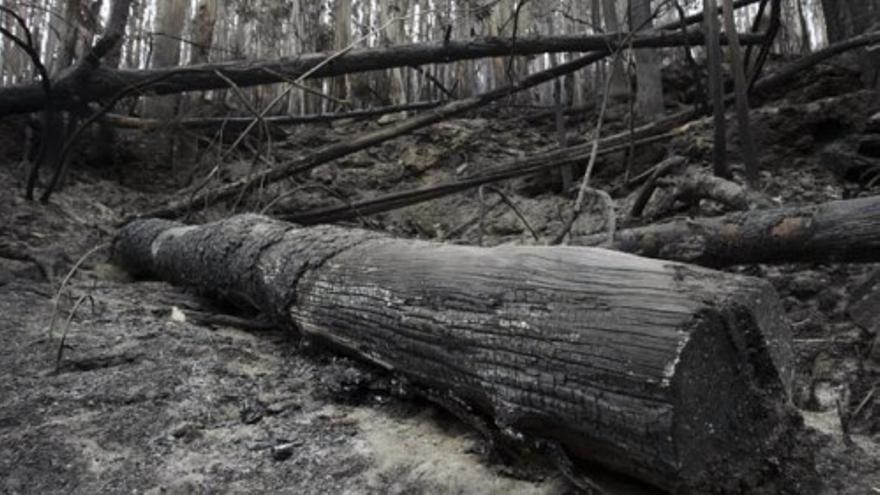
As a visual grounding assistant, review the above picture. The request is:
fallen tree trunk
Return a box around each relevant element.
[102,100,446,131]
[753,31,880,100]
[134,49,616,220]
[575,195,880,266]
[0,31,765,117]
[114,214,796,492]
[278,131,674,224]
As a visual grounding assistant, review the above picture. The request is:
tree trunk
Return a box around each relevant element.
[600,0,629,100]
[820,0,880,88]
[629,0,665,119]
[575,195,880,267]
[820,0,880,44]
[332,0,352,104]
[722,0,760,184]
[114,214,795,492]
[146,0,189,118]
[0,31,765,117]
[704,0,729,178]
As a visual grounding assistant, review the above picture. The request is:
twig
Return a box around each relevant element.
[47,243,108,339]
[260,67,350,109]
[478,186,487,246]
[852,385,876,421]
[214,69,273,149]
[54,293,91,373]
[550,52,618,245]
[486,186,540,241]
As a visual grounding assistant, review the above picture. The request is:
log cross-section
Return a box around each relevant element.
[114,214,795,491]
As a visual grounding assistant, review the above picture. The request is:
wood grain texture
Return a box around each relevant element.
[576,195,880,266]
[114,214,794,491]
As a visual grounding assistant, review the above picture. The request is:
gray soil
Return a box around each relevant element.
[2,57,880,494]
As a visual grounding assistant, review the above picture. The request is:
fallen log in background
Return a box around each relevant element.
[114,214,795,492]
[102,100,446,131]
[0,31,764,117]
[575,195,880,266]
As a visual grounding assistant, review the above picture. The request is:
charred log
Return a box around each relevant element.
[114,214,797,492]
[0,31,765,117]
[576,195,880,266]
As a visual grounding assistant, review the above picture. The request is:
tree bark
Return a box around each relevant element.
[574,195,880,266]
[146,0,189,118]
[819,0,880,87]
[629,0,666,118]
[0,31,765,116]
[102,100,446,131]
[704,0,729,178]
[600,0,629,100]
[114,214,795,492]
[722,0,759,184]
[332,0,352,104]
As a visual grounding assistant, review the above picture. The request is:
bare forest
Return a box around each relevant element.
[1,0,880,493]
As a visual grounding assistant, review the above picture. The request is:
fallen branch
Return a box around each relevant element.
[102,100,447,131]
[134,48,615,220]
[114,214,796,492]
[753,30,880,99]
[650,169,776,215]
[575,194,880,266]
[278,131,675,225]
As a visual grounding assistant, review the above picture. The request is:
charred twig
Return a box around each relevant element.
[47,243,108,339]
[54,293,92,373]
[486,186,540,241]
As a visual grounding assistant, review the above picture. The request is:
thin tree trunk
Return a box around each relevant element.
[332,0,352,105]
[600,0,629,100]
[704,0,729,178]
[629,0,665,118]
[722,0,759,184]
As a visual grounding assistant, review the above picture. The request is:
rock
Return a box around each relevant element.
[240,399,266,425]
[870,335,880,365]
[858,135,880,158]
[271,441,299,461]
[848,268,880,334]
[789,271,831,299]
[866,112,880,134]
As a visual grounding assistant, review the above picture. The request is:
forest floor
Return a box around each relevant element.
[2,56,880,494]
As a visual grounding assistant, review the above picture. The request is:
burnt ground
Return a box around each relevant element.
[2,56,880,494]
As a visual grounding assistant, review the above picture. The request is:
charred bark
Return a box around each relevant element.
[114,214,795,492]
[0,31,765,117]
[575,195,880,266]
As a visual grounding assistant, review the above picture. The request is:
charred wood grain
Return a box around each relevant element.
[576,195,880,266]
[114,214,795,492]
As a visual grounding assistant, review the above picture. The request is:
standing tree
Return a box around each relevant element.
[629,0,665,119]
[332,0,352,105]
[722,0,759,185]
[704,0,729,178]
[600,0,629,100]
